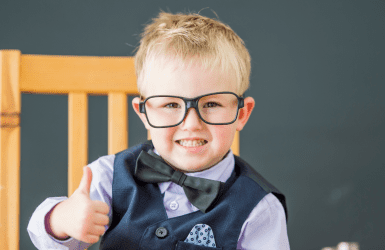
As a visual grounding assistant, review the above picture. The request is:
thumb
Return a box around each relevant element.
[78,166,93,196]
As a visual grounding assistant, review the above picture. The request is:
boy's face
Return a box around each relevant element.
[133,59,254,173]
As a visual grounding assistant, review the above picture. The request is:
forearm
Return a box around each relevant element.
[27,197,89,250]
[45,202,70,240]
[28,156,114,249]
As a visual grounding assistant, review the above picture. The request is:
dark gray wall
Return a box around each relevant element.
[1,0,384,249]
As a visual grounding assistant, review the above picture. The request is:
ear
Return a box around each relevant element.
[132,97,151,130]
[236,97,255,131]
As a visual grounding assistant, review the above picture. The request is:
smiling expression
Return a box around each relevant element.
[133,59,252,172]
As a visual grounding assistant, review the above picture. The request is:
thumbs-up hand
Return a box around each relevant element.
[48,166,110,244]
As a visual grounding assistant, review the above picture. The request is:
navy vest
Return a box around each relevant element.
[100,141,287,250]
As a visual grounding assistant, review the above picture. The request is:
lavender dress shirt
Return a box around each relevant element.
[27,150,290,250]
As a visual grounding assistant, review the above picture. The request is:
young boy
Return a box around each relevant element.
[28,12,289,249]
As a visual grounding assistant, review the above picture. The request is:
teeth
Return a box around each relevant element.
[178,139,207,147]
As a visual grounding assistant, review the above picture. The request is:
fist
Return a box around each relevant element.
[49,166,110,244]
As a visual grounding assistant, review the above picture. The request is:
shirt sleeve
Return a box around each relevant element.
[27,154,115,250]
[237,193,290,250]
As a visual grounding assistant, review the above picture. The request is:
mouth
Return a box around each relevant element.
[176,139,208,147]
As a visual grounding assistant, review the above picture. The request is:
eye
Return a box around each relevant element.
[203,102,221,108]
[165,103,181,109]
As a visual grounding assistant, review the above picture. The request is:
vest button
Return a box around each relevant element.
[170,201,179,210]
[155,227,168,238]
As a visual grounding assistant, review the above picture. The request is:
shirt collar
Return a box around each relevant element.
[153,148,235,194]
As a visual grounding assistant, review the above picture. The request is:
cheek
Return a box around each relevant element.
[151,128,177,150]
[212,125,236,147]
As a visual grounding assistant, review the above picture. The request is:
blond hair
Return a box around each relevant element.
[135,11,251,96]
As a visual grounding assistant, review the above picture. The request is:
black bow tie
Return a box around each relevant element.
[134,149,223,213]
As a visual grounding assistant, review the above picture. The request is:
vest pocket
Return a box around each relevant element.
[176,241,223,250]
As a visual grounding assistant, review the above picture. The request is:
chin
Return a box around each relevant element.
[176,162,206,173]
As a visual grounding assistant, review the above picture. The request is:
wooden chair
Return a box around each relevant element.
[0,50,240,250]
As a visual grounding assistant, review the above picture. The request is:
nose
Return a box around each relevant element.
[181,107,203,130]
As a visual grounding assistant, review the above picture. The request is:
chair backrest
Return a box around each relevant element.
[0,50,239,250]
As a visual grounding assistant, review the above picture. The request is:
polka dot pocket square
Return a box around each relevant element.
[184,224,217,248]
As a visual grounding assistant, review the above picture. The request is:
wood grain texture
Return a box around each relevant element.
[19,54,137,95]
[108,92,128,155]
[0,50,21,250]
[231,131,240,156]
[68,93,88,196]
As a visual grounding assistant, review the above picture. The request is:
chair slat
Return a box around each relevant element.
[108,92,128,155]
[0,50,21,250]
[68,93,88,196]
[231,131,240,156]
[19,54,137,95]
[147,130,151,140]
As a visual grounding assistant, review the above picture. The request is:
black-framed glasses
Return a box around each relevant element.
[139,91,244,128]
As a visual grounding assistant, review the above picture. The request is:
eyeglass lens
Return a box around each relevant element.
[144,93,239,127]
